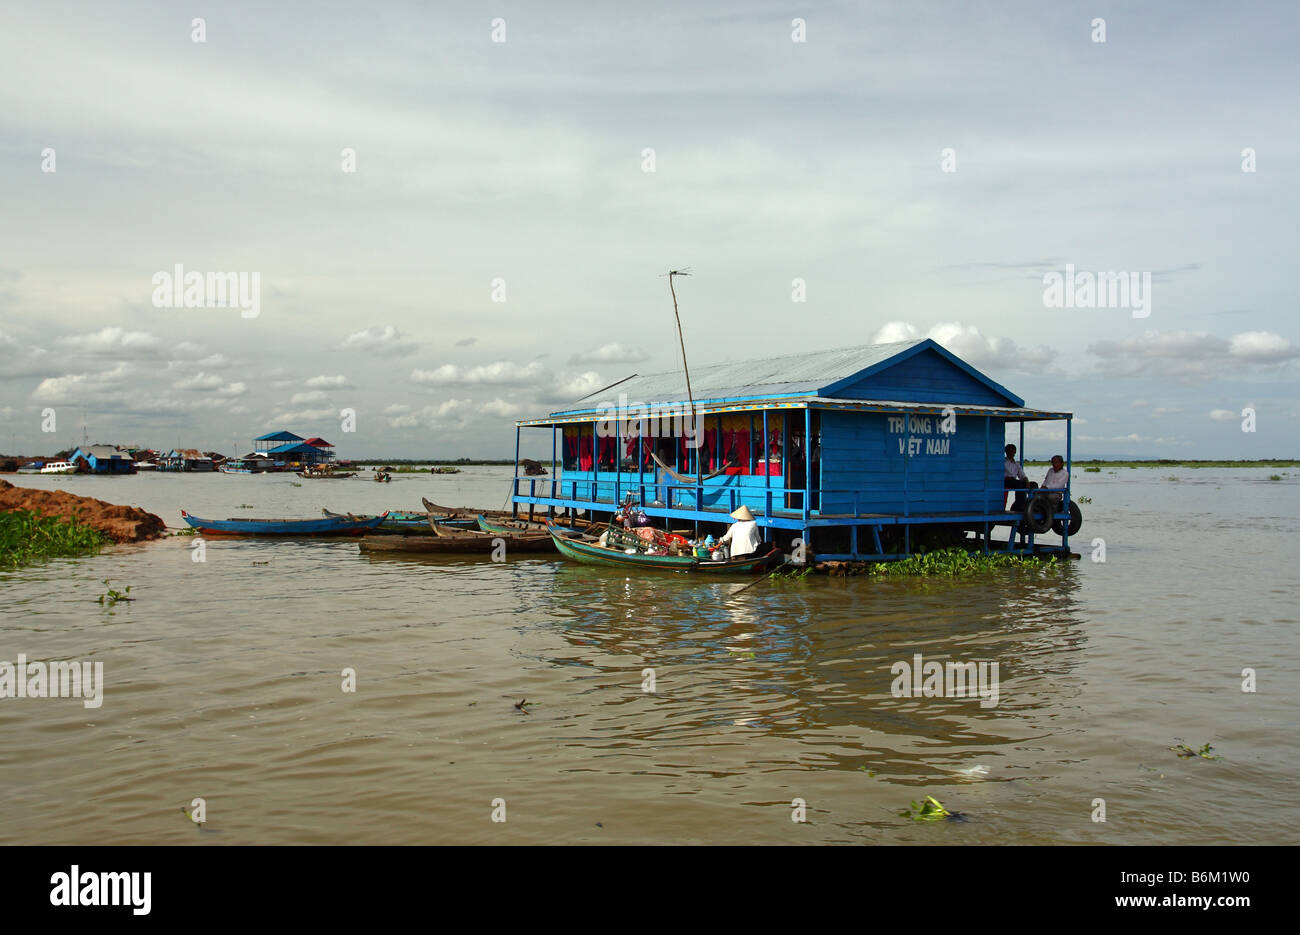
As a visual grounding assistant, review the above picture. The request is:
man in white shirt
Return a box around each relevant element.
[718,505,762,558]
[1004,444,1030,509]
[1042,455,1069,505]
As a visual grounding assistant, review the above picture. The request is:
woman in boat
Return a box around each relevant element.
[717,505,761,559]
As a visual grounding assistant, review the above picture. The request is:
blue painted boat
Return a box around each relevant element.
[181,510,387,536]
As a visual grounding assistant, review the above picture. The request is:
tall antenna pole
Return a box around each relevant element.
[667,269,695,416]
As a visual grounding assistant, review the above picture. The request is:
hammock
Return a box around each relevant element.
[648,449,732,484]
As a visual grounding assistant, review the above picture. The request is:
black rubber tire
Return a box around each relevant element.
[1052,499,1083,536]
[1022,494,1054,534]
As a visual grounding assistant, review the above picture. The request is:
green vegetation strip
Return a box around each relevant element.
[867,548,1058,577]
[0,509,108,570]
[1025,459,1298,468]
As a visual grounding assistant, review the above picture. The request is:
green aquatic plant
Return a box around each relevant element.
[96,579,133,606]
[867,548,1057,577]
[1268,474,1282,481]
[171,527,197,537]
[0,509,107,570]
[900,795,964,821]
[1076,496,1092,504]
[289,481,302,487]
[237,503,254,509]
[1084,466,1101,472]
[1170,741,1222,760]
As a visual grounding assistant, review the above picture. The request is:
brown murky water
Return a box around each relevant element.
[1,467,1297,844]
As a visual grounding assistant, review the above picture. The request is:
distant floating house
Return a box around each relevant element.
[160,448,215,472]
[509,338,1075,560]
[68,445,135,474]
[250,430,334,468]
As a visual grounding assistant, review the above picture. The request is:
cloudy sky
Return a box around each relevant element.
[1,1,1296,459]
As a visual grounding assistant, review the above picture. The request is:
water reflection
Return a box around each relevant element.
[538,562,1085,783]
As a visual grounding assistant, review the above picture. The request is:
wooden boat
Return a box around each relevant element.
[421,497,516,522]
[296,470,356,479]
[360,521,555,553]
[322,508,476,533]
[547,523,782,573]
[476,514,552,535]
[181,510,387,536]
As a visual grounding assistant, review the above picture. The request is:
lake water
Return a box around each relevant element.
[1,466,1296,844]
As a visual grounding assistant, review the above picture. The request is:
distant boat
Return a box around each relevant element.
[39,461,77,475]
[180,510,387,536]
[547,522,783,573]
[296,469,356,479]
[220,464,254,475]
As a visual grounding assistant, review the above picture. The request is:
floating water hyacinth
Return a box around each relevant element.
[96,579,133,606]
[1170,741,1223,760]
[0,509,106,570]
[900,795,966,821]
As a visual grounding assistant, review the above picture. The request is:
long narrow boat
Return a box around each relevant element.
[181,510,387,536]
[476,514,552,535]
[421,497,518,522]
[323,508,476,533]
[359,523,556,553]
[296,470,357,479]
[547,523,783,574]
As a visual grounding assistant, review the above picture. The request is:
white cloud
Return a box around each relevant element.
[339,325,418,357]
[568,343,650,365]
[305,374,354,389]
[216,381,248,397]
[1090,330,1299,381]
[1208,409,1237,421]
[57,327,161,356]
[870,321,1055,372]
[411,361,546,386]
[266,408,337,425]
[386,398,474,429]
[173,372,223,391]
[481,398,523,418]
[1229,331,1297,363]
[31,363,132,402]
[290,390,328,405]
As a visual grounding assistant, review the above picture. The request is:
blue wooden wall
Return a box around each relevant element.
[818,410,997,514]
[828,348,1012,406]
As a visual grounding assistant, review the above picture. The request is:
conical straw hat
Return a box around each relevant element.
[730,505,755,521]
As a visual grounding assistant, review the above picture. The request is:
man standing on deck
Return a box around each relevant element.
[717,505,761,559]
[1004,444,1030,509]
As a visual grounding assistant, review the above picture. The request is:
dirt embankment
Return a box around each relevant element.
[0,480,166,543]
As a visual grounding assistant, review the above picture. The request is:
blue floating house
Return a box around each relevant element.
[509,339,1074,560]
[252,431,333,467]
[68,445,135,474]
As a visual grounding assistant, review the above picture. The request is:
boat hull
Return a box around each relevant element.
[549,525,782,574]
[360,532,555,553]
[181,511,386,536]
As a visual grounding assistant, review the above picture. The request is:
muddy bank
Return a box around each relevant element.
[0,480,166,543]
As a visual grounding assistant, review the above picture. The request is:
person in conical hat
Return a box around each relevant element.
[718,504,761,558]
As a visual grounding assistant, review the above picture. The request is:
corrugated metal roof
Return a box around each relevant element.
[572,340,922,409]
